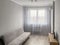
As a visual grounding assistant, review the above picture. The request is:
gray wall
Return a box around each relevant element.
[0,0,23,36]
[55,0,60,44]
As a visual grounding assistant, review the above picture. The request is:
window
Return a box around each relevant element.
[38,9,47,25]
[27,8,47,25]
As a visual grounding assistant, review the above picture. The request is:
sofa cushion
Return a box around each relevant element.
[8,32,30,45]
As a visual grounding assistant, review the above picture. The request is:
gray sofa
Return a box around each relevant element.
[1,28,31,45]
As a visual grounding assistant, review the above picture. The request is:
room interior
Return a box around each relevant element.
[0,0,60,45]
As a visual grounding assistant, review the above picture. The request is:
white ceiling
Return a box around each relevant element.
[11,0,54,6]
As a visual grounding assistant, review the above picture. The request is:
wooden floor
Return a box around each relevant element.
[24,35,50,45]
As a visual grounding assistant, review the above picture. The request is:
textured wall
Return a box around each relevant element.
[55,0,60,44]
[0,0,24,36]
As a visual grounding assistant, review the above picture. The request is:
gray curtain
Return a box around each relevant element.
[24,7,52,35]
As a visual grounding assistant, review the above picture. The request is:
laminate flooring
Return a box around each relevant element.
[24,35,50,45]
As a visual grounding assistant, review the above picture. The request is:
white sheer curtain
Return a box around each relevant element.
[27,8,48,26]
[24,7,51,35]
